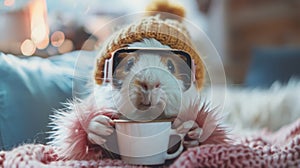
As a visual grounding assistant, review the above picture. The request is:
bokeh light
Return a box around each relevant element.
[51,31,65,47]
[58,39,74,54]
[36,36,49,49]
[20,39,36,56]
[30,0,49,50]
[31,24,48,44]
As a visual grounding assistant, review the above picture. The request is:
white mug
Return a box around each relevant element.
[114,119,184,165]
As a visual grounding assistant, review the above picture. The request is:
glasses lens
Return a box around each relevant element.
[112,49,192,91]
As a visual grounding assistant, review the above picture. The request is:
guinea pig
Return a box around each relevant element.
[48,1,229,161]
[108,38,194,121]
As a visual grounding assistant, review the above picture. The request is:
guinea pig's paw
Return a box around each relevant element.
[88,132,107,145]
[183,139,200,148]
[175,120,203,148]
[176,120,196,134]
[87,115,114,145]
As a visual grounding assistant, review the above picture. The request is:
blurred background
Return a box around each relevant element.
[1,0,300,86]
[1,0,300,150]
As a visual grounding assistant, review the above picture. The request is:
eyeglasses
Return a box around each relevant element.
[103,47,196,91]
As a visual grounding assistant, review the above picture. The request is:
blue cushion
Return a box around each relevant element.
[245,47,300,88]
[0,51,96,150]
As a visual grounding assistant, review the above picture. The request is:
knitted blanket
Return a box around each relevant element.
[1,118,300,168]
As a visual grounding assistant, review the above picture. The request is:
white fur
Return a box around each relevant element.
[216,80,300,135]
[116,39,186,120]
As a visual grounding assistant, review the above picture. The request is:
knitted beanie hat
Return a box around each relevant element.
[94,0,205,90]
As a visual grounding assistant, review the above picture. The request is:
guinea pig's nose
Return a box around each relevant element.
[140,82,148,91]
[155,83,161,88]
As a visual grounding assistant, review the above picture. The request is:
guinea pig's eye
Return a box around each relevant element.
[167,60,175,73]
[125,57,135,72]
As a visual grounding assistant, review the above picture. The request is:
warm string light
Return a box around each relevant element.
[51,31,75,54]
[17,0,95,56]
[29,0,49,49]
[21,0,49,56]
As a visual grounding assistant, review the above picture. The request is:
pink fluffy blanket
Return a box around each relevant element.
[1,118,300,167]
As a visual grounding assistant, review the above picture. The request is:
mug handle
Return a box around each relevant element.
[165,129,184,160]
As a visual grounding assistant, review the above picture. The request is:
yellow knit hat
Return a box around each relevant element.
[94,0,205,89]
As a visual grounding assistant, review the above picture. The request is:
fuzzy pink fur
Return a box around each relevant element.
[175,99,229,145]
[48,95,228,161]
[48,96,119,160]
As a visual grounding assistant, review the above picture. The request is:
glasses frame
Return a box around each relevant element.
[103,47,196,88]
